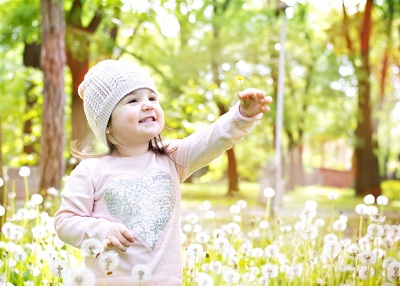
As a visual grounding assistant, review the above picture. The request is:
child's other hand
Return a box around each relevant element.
[238,88,272,117]
[103,223,135,252]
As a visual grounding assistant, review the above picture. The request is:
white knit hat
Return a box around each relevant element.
[78,59,158,145]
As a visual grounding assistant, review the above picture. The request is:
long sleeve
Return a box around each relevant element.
[54,161,115,248]
[172,101,262,181]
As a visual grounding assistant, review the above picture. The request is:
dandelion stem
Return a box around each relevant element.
[24,176,29,208]
[265,197,271,221]
[1,183,8,227]
[358,214,363,241]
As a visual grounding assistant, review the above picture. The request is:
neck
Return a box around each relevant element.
[112,144,150,157]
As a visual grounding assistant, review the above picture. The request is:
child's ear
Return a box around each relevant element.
[106,127,111,134]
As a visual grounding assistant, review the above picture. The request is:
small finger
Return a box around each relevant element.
[109,236,127,252]
[102,239,112,249]
[120,228,135,243]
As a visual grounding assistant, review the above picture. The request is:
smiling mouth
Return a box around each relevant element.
[139,117,156,123]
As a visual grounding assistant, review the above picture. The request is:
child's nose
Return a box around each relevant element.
[142,101,154,110]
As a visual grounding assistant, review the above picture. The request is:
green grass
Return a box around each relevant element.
[181,180,400,218]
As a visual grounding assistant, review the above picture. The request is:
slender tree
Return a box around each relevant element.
[39,0,66,192]
[342,0,381,196]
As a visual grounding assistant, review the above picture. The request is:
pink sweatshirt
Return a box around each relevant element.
[54,103,261,285]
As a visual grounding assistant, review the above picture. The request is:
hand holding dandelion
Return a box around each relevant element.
[237,87,272,117]
[103,223,135,252]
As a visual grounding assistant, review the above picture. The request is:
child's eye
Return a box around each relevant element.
[128,99,137,103]
[149,96,157,101]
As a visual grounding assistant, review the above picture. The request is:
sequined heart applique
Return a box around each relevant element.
[104,170,175,249]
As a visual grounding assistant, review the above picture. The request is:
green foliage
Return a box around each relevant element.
[1,0,399,187]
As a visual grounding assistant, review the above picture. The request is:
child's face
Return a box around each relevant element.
[108,88,165,147]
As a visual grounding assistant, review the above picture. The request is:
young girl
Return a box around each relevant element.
[54,59,272,285]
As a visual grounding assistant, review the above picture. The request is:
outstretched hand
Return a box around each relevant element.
[103,223,135,252]
[238,88,272,118]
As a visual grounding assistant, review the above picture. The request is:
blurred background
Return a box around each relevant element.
[0,0,399,213]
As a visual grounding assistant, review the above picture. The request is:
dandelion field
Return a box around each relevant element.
[0,168,399,286]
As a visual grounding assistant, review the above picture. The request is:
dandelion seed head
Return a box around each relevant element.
[240,240,252,256]
[187,243,204,259]
[225,222,240,235]
[338,214,348,222]
[262,263,278,278]
[8,192,16,199]
[364,194,375,205]
[332,220,347,232]
[370,214,386,224]
[304,200,318,210]
[204,210,215,219]
[214,237,230,251]
[18,166,31,177]
[358,265,375,280]
[14,250,27,262]
[323,240,341,258]
[198,200,211,211]
[31,225,47,239]
[131,264,151,283]
[209,261,222,274]
[193,224,202,233]
[0,205,5,217]
[31,194,43,205]
[185,212,199,224]
[367,205,378,215]
[324,233,338,243]
[195,232,210,244]
[222,268,239,283]
[50,258,68,277]
[232,215,241,223]
[263,187,275,198]
[367,224,384,237]
[355,203,368,215]
[314,218,325,227]
[358,250,377,265]
[265,244,280,259]
[376,195,388,206]
[183,224,193,232]
[300,225,318,240]
[299,208,317,221]
[99,250,120,272]
[63,267,95,286]
[358,236,371,250]
[259,220,269,229]
[46,187,59,196]
[382,257,397,268]
[81,238,104,257]
[290,264,303,277]
[327,191,338,200]
[212,229,225,239]
[0,178,3,187]
[251,247,264,258]
[195,272,214,286]
[236,200,247,209]
[387,261,400,281]
[229,204,241,215]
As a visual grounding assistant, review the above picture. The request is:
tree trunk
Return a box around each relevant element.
[226,148,239,195]
[211,0,239,194]
[67,51,92,146]
[0,119,5,228]
[39,0,66,193]
[354,0,381,197]
[23,44,42,158]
